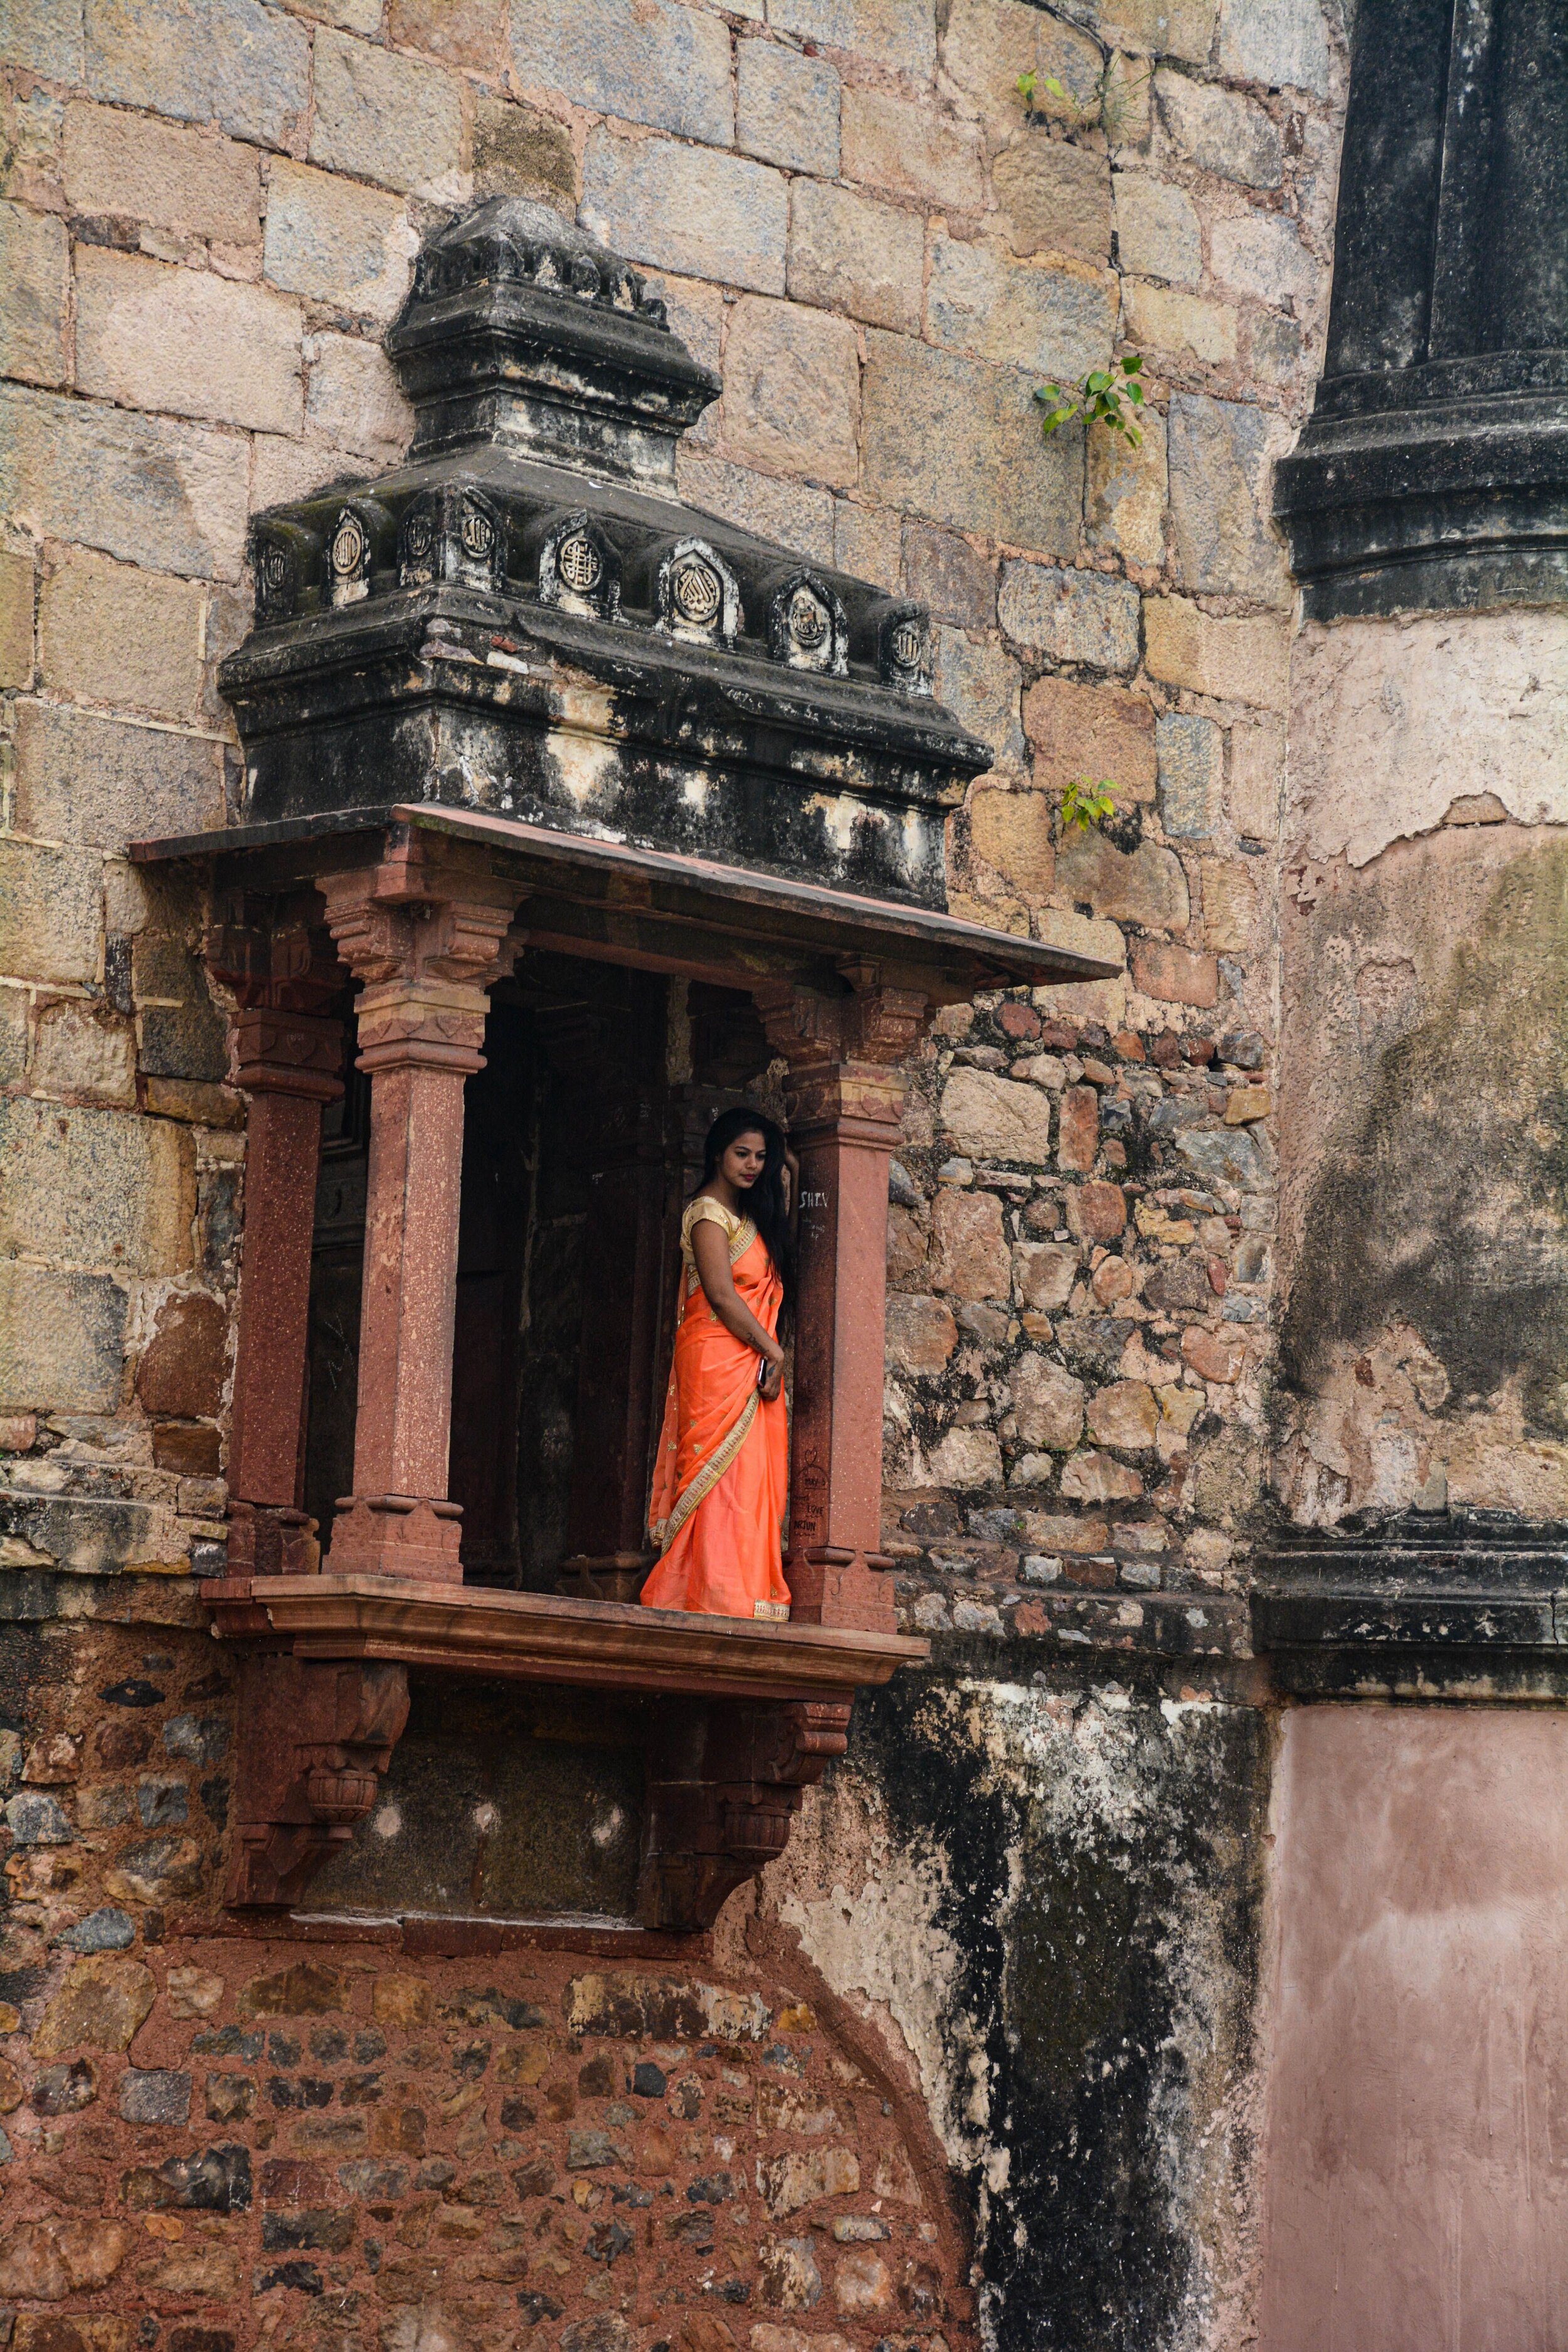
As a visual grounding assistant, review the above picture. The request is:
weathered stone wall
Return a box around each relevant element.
[0,1617,972,2352]
[0,1,1364,2348]
[1275,607,1568,1523]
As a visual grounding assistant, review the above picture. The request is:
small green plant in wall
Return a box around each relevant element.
[1061,779,1118,834]
[1036,354,1147,448]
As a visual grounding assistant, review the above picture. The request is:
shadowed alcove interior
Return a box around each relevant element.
[302,960,779,1597]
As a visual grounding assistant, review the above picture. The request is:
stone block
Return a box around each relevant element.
[904,523,995,628]
[6,1789,71,1844]
[927,229,1116,382]
[998,563,1141,672]
[582,133,787,296]
[930,1186,1011,1298]
[1182,1323,1244,1382]
[832,500,901,591]
[0,1097,196,1276]
[771,0,935,78]
[308,31,464,194]
[1058,1082,1098,1169]
[1014,1241,1077,1311]
[1060,1448,1143,1501]
[1024,674,1157,800]
[1247,306,1306,384]
[75,246,302,435]
[263,160,415,325]
[2,0,83,77]
[1227,713,1283,838]
[1098,0,1216,64]
[756,2233,827,2310]
[968,786,1054,900]
[1209,211,1318,309]
[833,2253,892,2314]
[15,704,223,852]
[941,0,1085,139]
[1201,858,1258,950]
[0,992,26,1090]
[1088,1379,1160,1448]
[85,0,311,148]
[62,103,262,242]
[29,1000,137,1109]
[941,1067,1053,1163]
[0,841,103,988]
[1156,709,1223,834]
[885,1294,957,1376]
[863,333,1081,548]
[719,297,860,489]
[1087,403,1167,567]
[389,0,504,66]
[0,386,249,581]
[842,85,982,209]
[1112,172,1201,284]
[1056,830,1189,928]
[135,1291,227,1416]
[34,1956,156,2057]
[787,181,923,334]
[1168,391,1288,601]
[1123,280,1237,363]
[0,202,69,389]
[1155,67,1281,186]
[0,547,34,688]
[40,549,205,718]
[677,453,835,563]
[512,0,733,146]
[935,630,1024,765]
[1144,596,1289,708]
[473,94,576,208]
[993,138,1113,266]
[1130,937,1217,1005]
[304,331,413,463]
[1012,1352,1085,1450]
[121,2070,193,2124]
[738,42,840,177]
[1217,0,1332,97]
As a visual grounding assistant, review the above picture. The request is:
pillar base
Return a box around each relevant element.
[325,1493,464,1584]
[785,1547,896,1633]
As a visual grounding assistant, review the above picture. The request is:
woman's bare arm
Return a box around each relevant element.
[692,1220,785,1369]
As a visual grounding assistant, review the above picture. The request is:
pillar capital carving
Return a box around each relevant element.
[206,891,346,1104]
[317,852,522,1076]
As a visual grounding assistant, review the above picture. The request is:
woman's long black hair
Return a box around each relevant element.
[700,1106,795,1311]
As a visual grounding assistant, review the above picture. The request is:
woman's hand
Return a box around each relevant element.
[759,1358,784,1403]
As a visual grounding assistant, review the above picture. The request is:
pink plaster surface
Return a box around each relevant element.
[1258,1704,1568,2351]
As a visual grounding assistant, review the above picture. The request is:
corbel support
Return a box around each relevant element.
[754,968,930,1632]
[225,1652,410,1908]
[641,1697,852,1932]
[317,839,522,1583]
[206,896,346,1580]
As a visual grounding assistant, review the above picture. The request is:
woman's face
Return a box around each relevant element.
[720,1130,768,1191]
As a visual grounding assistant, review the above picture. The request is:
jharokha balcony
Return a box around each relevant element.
[135,196,1116,1939]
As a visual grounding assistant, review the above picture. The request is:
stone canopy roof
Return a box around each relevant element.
[220,197,994,914]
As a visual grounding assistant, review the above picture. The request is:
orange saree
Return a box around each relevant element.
[641,1197,791,1621]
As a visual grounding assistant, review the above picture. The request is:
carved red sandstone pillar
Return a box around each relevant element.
[317,844,521,1583]
[755,972,928,1633]
[207,902,345,1579]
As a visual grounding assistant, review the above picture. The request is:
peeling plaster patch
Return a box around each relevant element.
[543,719,623,812]
[1290,608,1568,866]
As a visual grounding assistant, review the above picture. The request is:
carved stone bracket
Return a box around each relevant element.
[643,1698,852,1932]
[226,1652,410,1908]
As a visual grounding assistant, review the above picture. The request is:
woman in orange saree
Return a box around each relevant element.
[642,1109,795,1621]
